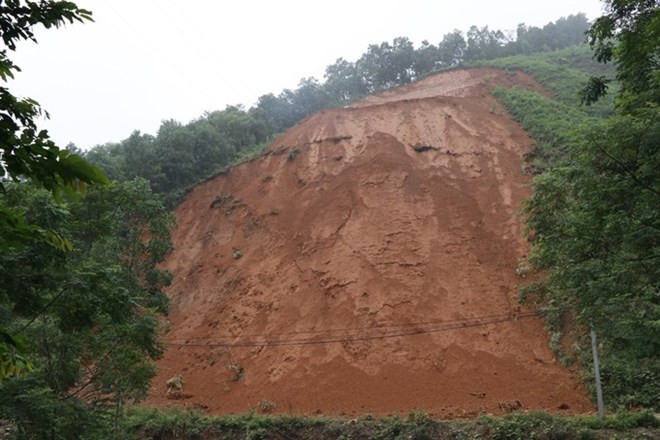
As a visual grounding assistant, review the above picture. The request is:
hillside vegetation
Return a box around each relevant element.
[83,14,594,206]
[475,45,615,171]
[1,2,658,439]
[467,40,658,412]
[122,408,659,440]
[485,2,659,413]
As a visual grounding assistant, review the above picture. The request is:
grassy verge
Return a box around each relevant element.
[119,407,659,440]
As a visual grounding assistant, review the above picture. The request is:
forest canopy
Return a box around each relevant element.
[84,13,592,205]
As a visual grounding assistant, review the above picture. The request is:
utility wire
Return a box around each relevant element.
[165,309,542,349]
[166,309,537,341]
[98,0,208,101]
[18,288,66,334]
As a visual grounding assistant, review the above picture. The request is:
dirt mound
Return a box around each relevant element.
[146,68,592,417]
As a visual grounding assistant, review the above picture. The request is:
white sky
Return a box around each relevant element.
[7,0,604,149]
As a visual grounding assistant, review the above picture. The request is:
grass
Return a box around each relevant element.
[471,45,617,118]
[467,46,619,173]
[481,47,660,414]
[120,407,659,439]
[492,87,595,171]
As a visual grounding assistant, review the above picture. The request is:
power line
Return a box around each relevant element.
[165,309,533,340]
[98,0,209,101]
[165,310,541,349]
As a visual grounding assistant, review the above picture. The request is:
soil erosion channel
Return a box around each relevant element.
[147,68,592,417]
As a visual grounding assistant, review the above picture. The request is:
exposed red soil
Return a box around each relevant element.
[146,68,592,417]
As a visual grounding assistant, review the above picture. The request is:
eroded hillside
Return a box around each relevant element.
[146,68,592,417]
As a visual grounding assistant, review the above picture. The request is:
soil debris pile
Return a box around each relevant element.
[147,68,592,417]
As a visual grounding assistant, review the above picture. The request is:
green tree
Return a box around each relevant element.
[0,0,108,383]
[413,40,440,78]
[0,1,107,199]
[581,0,660,108]
[525,0,660,409]
[513,15,589,55]
[206,105,270,149]
[465,25,508,61]
[357,37,417,92]
[289,77,333,118]
[0,179,174,437]
[84,142,127,181]
[437,30,466,67]
[153,119,197,192]
[554,13,590,49]
[250,92,297,133]
[324,57,368,104]
[86,104,275,205]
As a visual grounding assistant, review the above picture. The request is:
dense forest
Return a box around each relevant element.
[0,1,658,438]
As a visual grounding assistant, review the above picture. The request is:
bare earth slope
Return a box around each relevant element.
[147,68,592,417]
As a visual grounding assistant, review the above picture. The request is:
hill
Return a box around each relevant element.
[145,68,593,417]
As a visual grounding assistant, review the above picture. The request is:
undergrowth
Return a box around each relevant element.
[486,46,660,413]
[119,407,659,440]
[473,47,616,173]
[492,87,593,171]
[472,45,617,118]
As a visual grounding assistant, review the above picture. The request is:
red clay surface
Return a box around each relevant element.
[146,68,593,417]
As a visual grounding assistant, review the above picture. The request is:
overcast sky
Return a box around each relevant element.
[7,0,604,149]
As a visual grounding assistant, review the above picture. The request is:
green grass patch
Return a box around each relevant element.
[472,46,617,118]
[492,87,594,171]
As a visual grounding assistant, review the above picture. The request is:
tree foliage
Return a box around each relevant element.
[85,14,591,205]
[86,106,271,205]
[0,0,107,198]
[0,0,110,386]
[525,111,659,343]
[524,0,660,409]
[516,14,592,54]
[0,179,174,437]
[0,0,109,254]
[582,0,660,108]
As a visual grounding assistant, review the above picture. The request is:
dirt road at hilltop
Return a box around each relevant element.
[146,68,592,417]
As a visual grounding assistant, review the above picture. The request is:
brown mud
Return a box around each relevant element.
[146,68,592,417]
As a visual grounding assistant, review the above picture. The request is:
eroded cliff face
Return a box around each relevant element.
[147,68,592,417]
